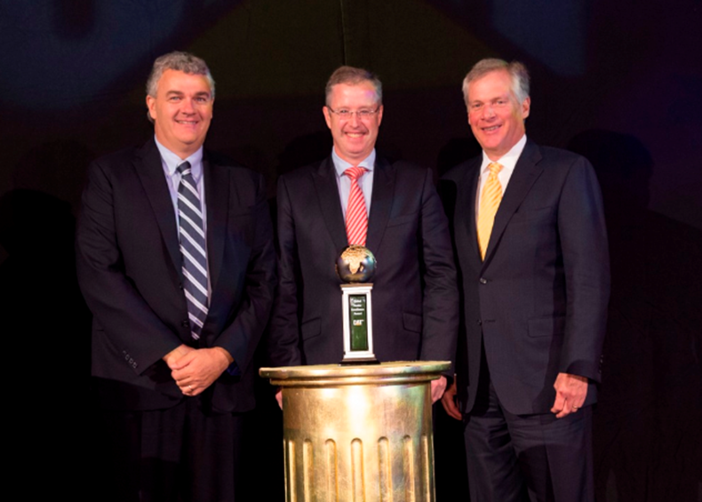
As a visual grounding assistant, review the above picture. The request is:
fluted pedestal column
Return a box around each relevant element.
[260,361,450,502]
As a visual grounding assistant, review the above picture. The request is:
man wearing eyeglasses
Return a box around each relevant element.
[269,66,458,405]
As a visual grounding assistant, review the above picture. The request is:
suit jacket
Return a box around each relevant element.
[440,140,609,415]
[77,139,276,412]
[268,155,458,368]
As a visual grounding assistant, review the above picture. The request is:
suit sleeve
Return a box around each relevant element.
[417,169,459,371]
[210,172,277,374]
[76,160,181,374]
[558,157,610,382]
[267,175,304,367]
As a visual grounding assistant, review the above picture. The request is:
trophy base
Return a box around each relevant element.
[340,356,380,365]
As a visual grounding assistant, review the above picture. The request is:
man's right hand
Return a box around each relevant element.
[169,347,232,396]
[440,377,462,420]
[163,344,194,367]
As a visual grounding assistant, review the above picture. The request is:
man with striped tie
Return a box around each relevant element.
[269,66,458,406]
[440,58,609,502]
[77,52,275,501]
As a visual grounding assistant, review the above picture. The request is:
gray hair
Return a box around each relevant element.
[462,58,529,105]
[146,51,215,98]
[325,66,382,106]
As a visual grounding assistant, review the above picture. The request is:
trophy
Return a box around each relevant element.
[335,245,379,364]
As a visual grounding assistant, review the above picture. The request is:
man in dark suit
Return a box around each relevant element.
[440,59,609,501]
[269,66,458,404]
[77,52,275,501]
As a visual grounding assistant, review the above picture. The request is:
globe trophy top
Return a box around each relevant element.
[336,245,377,283]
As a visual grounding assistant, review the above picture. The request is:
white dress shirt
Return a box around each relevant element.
[476,134,527,219]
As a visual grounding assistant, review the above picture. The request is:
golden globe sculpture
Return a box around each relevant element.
[336,245,378,363]
[336,245,377,283]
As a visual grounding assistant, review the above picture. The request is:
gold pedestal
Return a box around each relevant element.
[260,361,450,502]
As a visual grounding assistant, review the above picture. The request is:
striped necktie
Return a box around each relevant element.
[477,162,503,260]
[344,166,368,246]
[177,161,208,340]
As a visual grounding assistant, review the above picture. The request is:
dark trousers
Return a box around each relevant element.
[463,358,594,502]
[95,398,244,502]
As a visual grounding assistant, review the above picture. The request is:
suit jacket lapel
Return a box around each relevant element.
[482,140,544,266]
[203,154,228,293]
[366,157,395,252]
[460,158,482,266]
[135,140,182,277]
[313,157,348,253]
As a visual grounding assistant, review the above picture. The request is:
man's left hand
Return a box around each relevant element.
[551,372,588,418]
[431,376,447,404]
[169,347,234,396]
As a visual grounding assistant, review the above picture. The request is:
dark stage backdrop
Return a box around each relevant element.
[1,1,699,500]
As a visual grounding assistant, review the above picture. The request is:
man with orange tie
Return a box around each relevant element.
[269,66,458,405]
[440,58,610,501]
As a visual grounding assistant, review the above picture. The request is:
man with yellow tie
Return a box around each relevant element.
[440,58,610,502]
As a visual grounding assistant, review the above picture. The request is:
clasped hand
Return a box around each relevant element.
[163,344,233,396]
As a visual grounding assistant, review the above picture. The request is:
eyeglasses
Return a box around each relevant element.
[327,107,381,120]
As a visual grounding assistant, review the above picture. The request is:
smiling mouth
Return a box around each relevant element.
[176,120,198,125]
[482,125,501,132]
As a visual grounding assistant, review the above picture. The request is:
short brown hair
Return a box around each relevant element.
[325,66,382,106]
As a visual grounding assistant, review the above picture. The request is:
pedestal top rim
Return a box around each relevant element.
[259,360,450,379]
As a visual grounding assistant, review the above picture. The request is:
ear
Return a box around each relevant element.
[323,106,332,129]
[376,104,384,126]
[146,95,157,121]
[521,96,531,120]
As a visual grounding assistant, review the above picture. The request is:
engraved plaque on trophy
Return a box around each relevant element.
[335,245,379,364]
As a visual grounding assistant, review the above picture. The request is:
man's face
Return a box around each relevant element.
[146,69,214,158]
[323,82,383,164]
[466,69,530,161]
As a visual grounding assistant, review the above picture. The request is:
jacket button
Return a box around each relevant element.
[479,277,488,284]
[477,319,482,325]
[181,320,190,328]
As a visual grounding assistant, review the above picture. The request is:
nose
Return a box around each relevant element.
[349,112,361,127]
[181,98,195,113]
[482,104,496,119]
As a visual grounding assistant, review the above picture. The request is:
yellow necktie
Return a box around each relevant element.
[477,162,503,259]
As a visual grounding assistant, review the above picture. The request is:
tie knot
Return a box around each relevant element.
[487,162,503,176]
[344,166,366,180]
[177,161,192,176]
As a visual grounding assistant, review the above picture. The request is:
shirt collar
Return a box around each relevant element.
[154,136,204,182]
[480,134,527,175]
[331,148,376,178]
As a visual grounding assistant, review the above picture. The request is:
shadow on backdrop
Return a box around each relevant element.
[570,130,702,502]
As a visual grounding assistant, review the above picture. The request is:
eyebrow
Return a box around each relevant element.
[165,90,211,98]
[470,94,510,104]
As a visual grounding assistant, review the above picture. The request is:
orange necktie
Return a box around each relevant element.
[344,166,368,246]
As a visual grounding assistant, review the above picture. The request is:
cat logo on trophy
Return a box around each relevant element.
[335,245,379,364]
